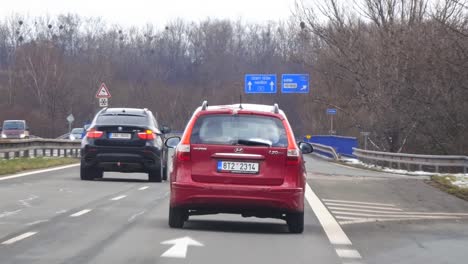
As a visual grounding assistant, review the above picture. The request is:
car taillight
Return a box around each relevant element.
[176,144,191,161]
[86,129,103,139]
[287,148,300,165]
[137,130,156,140]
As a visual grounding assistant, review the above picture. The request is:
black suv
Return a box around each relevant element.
[80,108,171,182]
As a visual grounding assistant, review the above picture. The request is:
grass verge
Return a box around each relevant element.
[428,175,468,202]
[0,157,79,176]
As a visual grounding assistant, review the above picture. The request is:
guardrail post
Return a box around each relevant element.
[435,165,439,173]
[64,149,68,157]
[33,149,37,157]
[5,152,10,160]
[463,166,466,174]
[24,149,30,158]
[418,164,422,171]
[14,151,20,158]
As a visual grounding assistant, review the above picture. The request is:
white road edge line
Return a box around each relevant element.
[332,211,463,218]
[111,195,127,201]
[322,199,397,207]
[1,231,38,245]
[139,186,149,191]
[70,209,92,217]
[329,207,468,216]
[305,183,352,245]
[0,164,80,181]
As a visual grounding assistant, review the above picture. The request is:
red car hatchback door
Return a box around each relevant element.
[189,114,288,186]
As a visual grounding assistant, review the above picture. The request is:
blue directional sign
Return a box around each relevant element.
[245,74,277,94]
[281,74,310,93]
[327,108,337,115]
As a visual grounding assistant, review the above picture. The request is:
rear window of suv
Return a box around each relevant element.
[3,121,25,130]
[190,114,287,147]
[96,114,149,126]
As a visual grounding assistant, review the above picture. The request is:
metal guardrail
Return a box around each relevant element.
[353,148,468,173]
[0,139,81,159]
[311,143,340,160]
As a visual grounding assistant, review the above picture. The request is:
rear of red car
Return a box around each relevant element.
[168,104,308,233]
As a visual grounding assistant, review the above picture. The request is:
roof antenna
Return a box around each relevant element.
[239,94,243,109]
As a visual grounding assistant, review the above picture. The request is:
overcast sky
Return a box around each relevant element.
[0,0,299,27]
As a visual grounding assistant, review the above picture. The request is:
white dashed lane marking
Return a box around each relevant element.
[138,186,149,191]
[335,248,362,259]
[70,209,92,217]
[1,232,37,245]
[110,195,127,201]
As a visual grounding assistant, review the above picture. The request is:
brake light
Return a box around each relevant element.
[287,148,300,165]
[176,144,191,161]
[86,128,103,139]
[138,130,156,140]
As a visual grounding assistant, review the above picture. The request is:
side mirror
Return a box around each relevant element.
[165,136,181,148]
[299,142,314,154]
[161,126,171,134]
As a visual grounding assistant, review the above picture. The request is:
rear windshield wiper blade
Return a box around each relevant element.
[236,139,272,147]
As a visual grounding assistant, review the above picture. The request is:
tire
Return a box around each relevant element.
[80,164,100,181]
[148,167,162,182]
[168,207,186,228]
[287,212,304,234]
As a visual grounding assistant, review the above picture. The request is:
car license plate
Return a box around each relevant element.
[217,161,259,174]
[109,133,131,139]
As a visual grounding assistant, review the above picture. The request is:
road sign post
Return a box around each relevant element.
[244,74,277,94]
[66,114,74,133]
[96,83,111,108]
[326,108,337,135]
[281,74,309,93]
[360,131,370,150]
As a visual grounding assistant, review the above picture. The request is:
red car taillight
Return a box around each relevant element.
[137,130,156,140]
[86,128,103,139]
[287,148,300,165]
[176,144,191,161]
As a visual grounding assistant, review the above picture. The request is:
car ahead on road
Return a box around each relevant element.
[0,120,30,139]
[69,128,85,140]
[80,108,171,182]
[165,102,314,233]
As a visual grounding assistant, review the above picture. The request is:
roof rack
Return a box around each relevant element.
[272,103,279,114]
[201,100,208,110]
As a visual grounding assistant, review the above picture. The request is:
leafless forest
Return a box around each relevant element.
[0,0,466,154]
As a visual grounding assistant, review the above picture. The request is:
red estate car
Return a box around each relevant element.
[165,102,313,233]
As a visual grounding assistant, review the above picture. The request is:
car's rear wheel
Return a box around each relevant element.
[80,164,101,181]
[169,207,187,228]
[148,167,162,182]
[287,212,304,234]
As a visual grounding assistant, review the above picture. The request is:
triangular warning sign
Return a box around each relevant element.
[96,83,111,98]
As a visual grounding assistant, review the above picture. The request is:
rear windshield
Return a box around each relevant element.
[3,121,25,130]
[190,114,287,147]
[71,128,84,134]
[96,115,149,126]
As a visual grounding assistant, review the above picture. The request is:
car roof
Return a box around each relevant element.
[3,120,26,122]
[195,103,287,118]
[99,108,150,116]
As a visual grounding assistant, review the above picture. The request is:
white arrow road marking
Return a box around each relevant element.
[160,236,204,258]
[1,232,37,245]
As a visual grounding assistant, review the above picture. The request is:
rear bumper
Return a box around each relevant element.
[81,145,162,172]
[171,181,304,214]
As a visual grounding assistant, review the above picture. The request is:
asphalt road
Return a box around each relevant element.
[0,155,467,264]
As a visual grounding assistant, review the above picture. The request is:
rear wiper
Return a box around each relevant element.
[236,139,272,147]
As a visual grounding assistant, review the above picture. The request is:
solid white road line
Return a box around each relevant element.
[338,216,461,225]
[1,232,37,245]
[70,209,92,217]
[0,164,80,181]
[138,186,149,190]
[305,183,352,245]
[322,199,397,207]
[111,195,127,201]
[325,202,403,211]
[335,249,362,259]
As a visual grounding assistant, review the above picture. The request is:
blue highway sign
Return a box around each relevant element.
[245,74,277,94]
[281,74,309,93]
[327,108,337,115]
